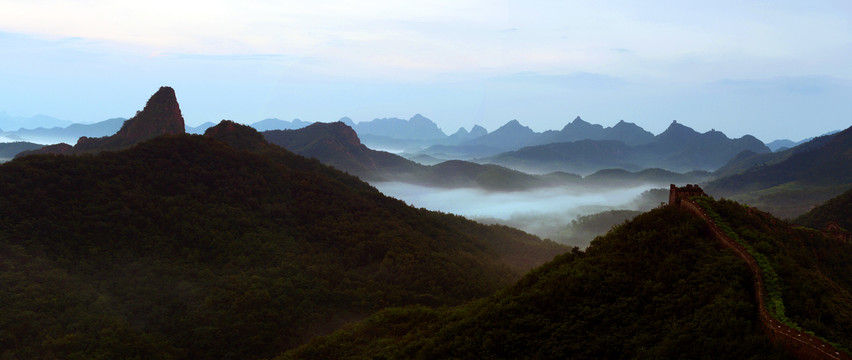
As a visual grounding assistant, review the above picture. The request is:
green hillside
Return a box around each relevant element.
[0,128,566,359]
[284,197,852,359]
[795,187,852,231]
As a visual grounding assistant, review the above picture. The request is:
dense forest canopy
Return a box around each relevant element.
[283,197,852,359]
[0,129,565,359]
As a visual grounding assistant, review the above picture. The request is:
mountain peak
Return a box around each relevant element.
[114,86,185,138]
[19,86,186,156]
[204,120,269,151]
[452,127,469,136]
[469,125,488,137]
[502,119,526,129]
[571,116,589,125]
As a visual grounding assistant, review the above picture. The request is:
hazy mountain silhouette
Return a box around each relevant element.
[264,121,713,190]
[421,117,659,160]
[263,122,551,190]
[351,114,447,140]
[537,117,654,146]
[0,111,70,131]
[1,117,125,145]
[250,118,312,131]
[185,121,216,134]
[706,124,852,218]
[483,120,769,174]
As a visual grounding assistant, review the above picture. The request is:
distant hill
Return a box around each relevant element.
[283,197,852,359]
[185,121,216,134]
[0,117,125,145]
[0,141,43,161]
[0,111,71,130]
[766,129,840,152]
[250,118,312,131]
[460,119,538,152]
[706,124,852,218]
[766,139,798,152]
[18,87,185,157]
[351,114,447,140]
[483,120,770,174]
[263,121,422,182]
[0,120,566,359]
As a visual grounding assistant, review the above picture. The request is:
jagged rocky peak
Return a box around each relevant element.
[114,86,185,139]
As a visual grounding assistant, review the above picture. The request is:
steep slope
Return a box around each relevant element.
[713,132,837,179]
[284,197,852,359]
[263,121,422,181]
[794,187,852,231]
[0,124,567,359]
[706,124,852,218]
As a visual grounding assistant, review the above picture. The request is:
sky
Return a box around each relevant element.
[1,0,851,141]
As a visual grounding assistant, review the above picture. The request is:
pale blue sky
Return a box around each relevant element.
[1,0,851,141]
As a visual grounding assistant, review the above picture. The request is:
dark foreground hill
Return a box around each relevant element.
[283,197,852,359]
[0,123,566,359]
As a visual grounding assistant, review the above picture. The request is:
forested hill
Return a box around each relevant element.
[0,122,566,359]
[283,197,852,359]
[795,186,852,231]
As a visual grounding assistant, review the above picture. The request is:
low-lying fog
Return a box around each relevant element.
[373,182,665,247]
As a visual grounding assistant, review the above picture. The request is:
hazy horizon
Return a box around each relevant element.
[2,1,850,141]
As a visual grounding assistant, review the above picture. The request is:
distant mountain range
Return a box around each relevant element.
[263,121,710,190]
[0,111,71,131]
[416,116,655,159]
[481,120,769,174]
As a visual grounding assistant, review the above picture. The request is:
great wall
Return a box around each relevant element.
[669,184,851,360]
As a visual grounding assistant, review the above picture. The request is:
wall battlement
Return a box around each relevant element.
[669,184,707,205]
[669,186,851,360]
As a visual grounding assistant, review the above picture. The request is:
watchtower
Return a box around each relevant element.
[669,184,707,205]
